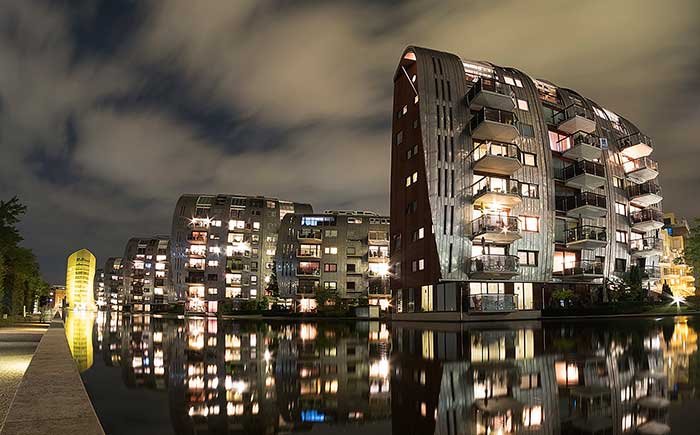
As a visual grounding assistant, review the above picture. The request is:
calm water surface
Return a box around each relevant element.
[65,312,700,435]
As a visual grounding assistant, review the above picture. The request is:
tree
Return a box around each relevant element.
[682,218,700,276]
[266,261,279,297]
[662,281,673,297]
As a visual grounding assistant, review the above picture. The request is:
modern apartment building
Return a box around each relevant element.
[275,211,391,312]
[390,46,662,320]
[170,194,312,315]
[104,257,124,311]
[121,237,170,312]
[94,268,106,308]
[659,213,695,297]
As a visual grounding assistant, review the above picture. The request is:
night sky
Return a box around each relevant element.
[2,0,699,284]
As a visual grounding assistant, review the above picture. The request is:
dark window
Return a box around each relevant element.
[406,201,417,214]
[519,123,535,138]
[437,136,441,161]
[615,258,627,273]
[347,281,356,290]
[324,263,337,272]
[207,274,218,281]
[447,81,452,101]
[347,263,356,273]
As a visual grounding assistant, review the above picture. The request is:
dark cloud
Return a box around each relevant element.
[1,0,699,283]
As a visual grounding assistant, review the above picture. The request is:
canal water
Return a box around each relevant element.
[65,312,700,435]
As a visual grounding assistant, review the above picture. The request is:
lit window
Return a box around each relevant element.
[414,95,419,104]
[413,227,425,241]
[324,281,337,290]
[324,247,338,255]
[229,220,245,230]
[523,405,542,427]
[616,230,628,243]
[521,216,540,232]
[520,182,539,198]
[406,171,418,187]
[208,260,219,267]
[418,259,425,270]
[208,287,218,295]
[615,201,627,216]
[517,99,529,111]
[613,176,624,189]
[522,152,537,167]
[514,78,523,88]
[503,76,515,86]
[253,221,261,231]
[518,250,538,266]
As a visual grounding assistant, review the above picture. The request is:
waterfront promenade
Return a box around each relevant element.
[0,319,103,435]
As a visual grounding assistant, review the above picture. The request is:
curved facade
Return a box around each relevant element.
[390,46,662,319]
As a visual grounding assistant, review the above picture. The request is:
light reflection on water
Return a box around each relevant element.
[72,313,700,435]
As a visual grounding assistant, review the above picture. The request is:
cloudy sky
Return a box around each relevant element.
[2,0,699,283]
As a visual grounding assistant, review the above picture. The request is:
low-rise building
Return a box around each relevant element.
[275,211,391,312]
[659,213,695,297]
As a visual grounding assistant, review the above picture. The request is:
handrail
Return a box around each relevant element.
[469,254,519,274]
[630,208,663,224]
[623,156,658,174]
[471,214,520,235]
[565,225,607,243]
[470,176,521,198]
[467,77,514,101]
[553,103,594,123]
[468,294,518,312]
[630,237,662,252]
[556,192,607,211]
[555,260,604,276]
[627,181,661,198]
[563,160,605,180]
[618,132,654,151]
[471,140,521,161]
[470,107,518,132]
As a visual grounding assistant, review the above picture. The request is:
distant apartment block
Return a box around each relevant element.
[170,194,312,315]
[121,237,170,312]
[275,211,391,312]
[390,46,662,320]
[94,268,106,308]
[104,257,124,311]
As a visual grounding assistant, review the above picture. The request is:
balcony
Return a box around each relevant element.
[553,104,596,134]
[368,251,389,263]
[630,208,664,232]
[297,249,321,259]
[469,214,521,244]
[562,132,603,161]
[556,192,607,218]
[468,254,519,280]
[298,229,322,242]
[187,232,208,244]
[554,260,604,280]
[471,140,522,176]
[618,132,653,159]
[468,294,518,313]
[470,176,522,208]
[627,181,662,207]
[623,156,659,184]
[469,107,520,143]
[368,231,389,246]
[296,268,320,277]
[562,160,606,190]
[630,237,663,257]
[467,77,516,111]
[565,225,607,250]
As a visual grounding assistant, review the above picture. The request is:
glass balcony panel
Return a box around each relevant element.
[468,254,519,279]
[627,181,662,207]
[554,260,604,279]
[561,132,603,160]
[565,225,607,250]
[623,157,659,184]
[472,141,522,176]
[630,237,663,257]
[470,214,521,243]
[554,104,596,134]
[470,177,522,207]
[467,78,516,111]
[556,192,607,218]
[563,160,606,190]
[470,107,520,142]
[630,208,664,232]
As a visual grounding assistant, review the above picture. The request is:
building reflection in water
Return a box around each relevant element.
[90,314,700,435]
[65,310,95,372]
[391,318,700,435]
[95,314,391,434]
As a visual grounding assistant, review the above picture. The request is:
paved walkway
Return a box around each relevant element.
[0,323,47,428]
[0,320,104,435]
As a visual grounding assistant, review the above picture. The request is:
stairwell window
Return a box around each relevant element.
[615,201,627,216]
[521,216,540,232]
[518,250,538,266]
[522,152,537,167]
[615,230,628,243]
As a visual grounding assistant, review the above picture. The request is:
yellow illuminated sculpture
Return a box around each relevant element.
[66,248,97,311]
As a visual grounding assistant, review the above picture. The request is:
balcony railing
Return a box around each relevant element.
[565,225,607,244]
[468,254,519,279]
[470,176,522,207]
[467,78,516,111]
[470,214,521,243]
[298,229,322,240]
[627,181,662,206]
[297,249,321,258]
[296,268,320,277]
[630,208,664,231]
[554,260,604,277]
[623,156,658,175]
[471,140,522,176]
[557,131,603,161]
[468,294,518,313]
[187,232,208,244]
[470,107,519,142]
[562,160,605,180]
[553,104,596,134]
[556,192,607,217]
[618,132,654,159]
[630,237,663,256]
